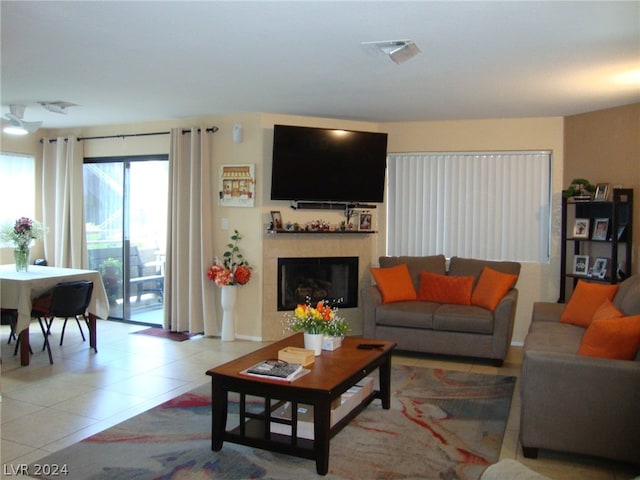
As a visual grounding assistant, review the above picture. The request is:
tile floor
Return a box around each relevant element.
[1,320,638,479]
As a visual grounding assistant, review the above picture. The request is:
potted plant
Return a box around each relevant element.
[99,257,122,305]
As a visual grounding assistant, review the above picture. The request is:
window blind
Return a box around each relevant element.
[387,151,551,262]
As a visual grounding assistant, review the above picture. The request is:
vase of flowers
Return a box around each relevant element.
[207,230,252,341]
[284,297,349,355]
[1,217,45,272]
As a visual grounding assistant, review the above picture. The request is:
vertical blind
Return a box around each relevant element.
[387,151,551,262]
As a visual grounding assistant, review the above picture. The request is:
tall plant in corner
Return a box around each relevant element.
[207,230,252,286]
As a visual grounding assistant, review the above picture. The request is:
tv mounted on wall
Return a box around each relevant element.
[270,125,388,204]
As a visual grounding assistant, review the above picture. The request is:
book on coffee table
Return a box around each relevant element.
[241,360,309,382]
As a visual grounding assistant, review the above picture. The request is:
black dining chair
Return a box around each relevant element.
[31,280,94,364]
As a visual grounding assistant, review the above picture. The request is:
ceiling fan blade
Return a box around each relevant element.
[22,120,42,132]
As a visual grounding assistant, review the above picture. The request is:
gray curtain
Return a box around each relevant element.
[41,136,87,268]
[163,128,218,334]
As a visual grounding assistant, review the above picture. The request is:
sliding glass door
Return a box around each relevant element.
[83,155,168,324]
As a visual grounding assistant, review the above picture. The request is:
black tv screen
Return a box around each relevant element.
[270,125,388,203]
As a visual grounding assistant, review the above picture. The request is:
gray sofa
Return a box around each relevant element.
[362,255,521,366]
[520,275,640,464]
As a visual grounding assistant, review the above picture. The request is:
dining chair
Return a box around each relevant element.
[31,280,94,364]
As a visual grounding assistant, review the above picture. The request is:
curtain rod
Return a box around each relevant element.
[40,126,219,143]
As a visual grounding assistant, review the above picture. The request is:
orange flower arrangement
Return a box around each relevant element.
[207,230,252,287]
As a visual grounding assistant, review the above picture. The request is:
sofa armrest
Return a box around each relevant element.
[531,301,565,324]
[491,288,518,358]
[520,349,640,461]
[361,285,382,338]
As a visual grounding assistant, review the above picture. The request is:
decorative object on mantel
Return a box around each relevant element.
[207,230,252,341]
[562,178,595,201]
[1,216,45,272]
[283,296,350,355]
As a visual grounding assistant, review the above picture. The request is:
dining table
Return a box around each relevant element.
[0,264,110,366]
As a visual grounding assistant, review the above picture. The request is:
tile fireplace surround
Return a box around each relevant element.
[262,233,377,341]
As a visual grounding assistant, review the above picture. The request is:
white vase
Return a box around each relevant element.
[304,332,324,356]
[220,285,237,341]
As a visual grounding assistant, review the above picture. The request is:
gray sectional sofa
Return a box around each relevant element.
[361,255,521,366]
[520,275,640,464]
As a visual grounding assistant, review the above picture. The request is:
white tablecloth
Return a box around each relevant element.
[0,264,110,335]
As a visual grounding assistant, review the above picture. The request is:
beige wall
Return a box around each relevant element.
[4,106,634,345]
[564,103,639,275]
[379,117,565,344]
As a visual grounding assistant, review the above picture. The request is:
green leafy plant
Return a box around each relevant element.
[563,178,595,198]
[207,230,252,286]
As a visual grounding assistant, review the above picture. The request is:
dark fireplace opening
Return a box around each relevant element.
[277,257,359,311]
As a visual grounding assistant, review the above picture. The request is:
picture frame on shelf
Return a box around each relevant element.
[358,212,372,231]
[593,183,610,201]
[573,255,589,276]
[591,218,609,240]
[591,257,608,279]
[271,211,283,231]
[573,218,590,239]
[617,224,627,241]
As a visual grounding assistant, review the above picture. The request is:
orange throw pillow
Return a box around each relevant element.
[470,267,518,311]
[578,315,640,360]
[592,298,624,321]
[560,281,619,327]
[370,263,417,304]
[417,272,474,305]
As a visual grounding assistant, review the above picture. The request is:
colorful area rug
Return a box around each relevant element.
[131,327,200,342]
[30,366,515,479]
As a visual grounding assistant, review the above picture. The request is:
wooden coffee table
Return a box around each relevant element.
[206,333,396,475]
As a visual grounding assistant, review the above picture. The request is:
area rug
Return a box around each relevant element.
[30,366,515,480]
[131,327,200,342]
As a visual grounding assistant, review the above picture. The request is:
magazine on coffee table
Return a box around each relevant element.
[241,360,310,382]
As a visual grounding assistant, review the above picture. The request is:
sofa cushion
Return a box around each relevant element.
[613,275,640,315]
[375,301,437,329]
[448,256,521,285]
[433,304,494,334]
[379,255,446,291]
[578,315,640,360]
[523,325,584,355]
[417,272,474,305]
[471,266,518,311]
[560,280,619,327]
[370,263,417,304]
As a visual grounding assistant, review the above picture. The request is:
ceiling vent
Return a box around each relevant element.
[361,39,421,64]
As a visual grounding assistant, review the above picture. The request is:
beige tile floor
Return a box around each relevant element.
[1,320,638,479]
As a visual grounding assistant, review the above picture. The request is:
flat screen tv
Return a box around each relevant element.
[270,125,388,203]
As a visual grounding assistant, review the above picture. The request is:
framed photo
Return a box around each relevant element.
[218,164,255,207]
[592,218,609,240]
[572,218,590,238]
[573,255,589,276]
[593,183,610,201]
[617,224,627,241]
[358,212,372,231]
[270,211,283,231]
[591,257,608,279]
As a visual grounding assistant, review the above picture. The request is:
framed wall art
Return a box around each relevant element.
[219,164,255,207]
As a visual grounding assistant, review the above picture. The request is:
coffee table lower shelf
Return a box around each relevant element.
[224,390,379,459]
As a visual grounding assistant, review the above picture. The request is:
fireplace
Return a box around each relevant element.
[277,257,359,311]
